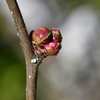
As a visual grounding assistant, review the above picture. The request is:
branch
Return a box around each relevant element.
[6,0,38,100]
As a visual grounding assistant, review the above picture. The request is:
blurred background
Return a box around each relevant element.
[0,0,100,100]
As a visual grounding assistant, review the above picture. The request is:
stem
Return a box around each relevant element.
[35,56,45,98]
[6,0,38,100]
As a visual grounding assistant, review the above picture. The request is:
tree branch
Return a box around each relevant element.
[6,0,38,100]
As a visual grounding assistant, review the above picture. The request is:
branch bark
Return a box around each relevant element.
[6,0,37,100]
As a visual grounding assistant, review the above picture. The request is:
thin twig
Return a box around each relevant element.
[34,56,45,99]
[6,0,39,100]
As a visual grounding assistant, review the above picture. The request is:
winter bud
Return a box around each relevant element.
[50,28,62,43]
[29,27,62,57]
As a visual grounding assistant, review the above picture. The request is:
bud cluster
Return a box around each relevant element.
[29,27,62,58]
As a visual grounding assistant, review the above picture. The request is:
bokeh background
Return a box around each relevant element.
[0,0,100,100]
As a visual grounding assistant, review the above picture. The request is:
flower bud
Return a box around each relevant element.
[34,47,47,57]
[45,42,61,56]
[50,28,62,43]
[29,30,34,42]
[29,27,62,57]
[32,27,52,44]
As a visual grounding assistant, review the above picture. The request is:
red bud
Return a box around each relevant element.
[29,27,62,57]
[45,42,61,56]
[50,28,62,43]
[32,27,52,44]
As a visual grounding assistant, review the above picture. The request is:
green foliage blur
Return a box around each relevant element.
[0,14,26,100]
[0,46,26,100]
